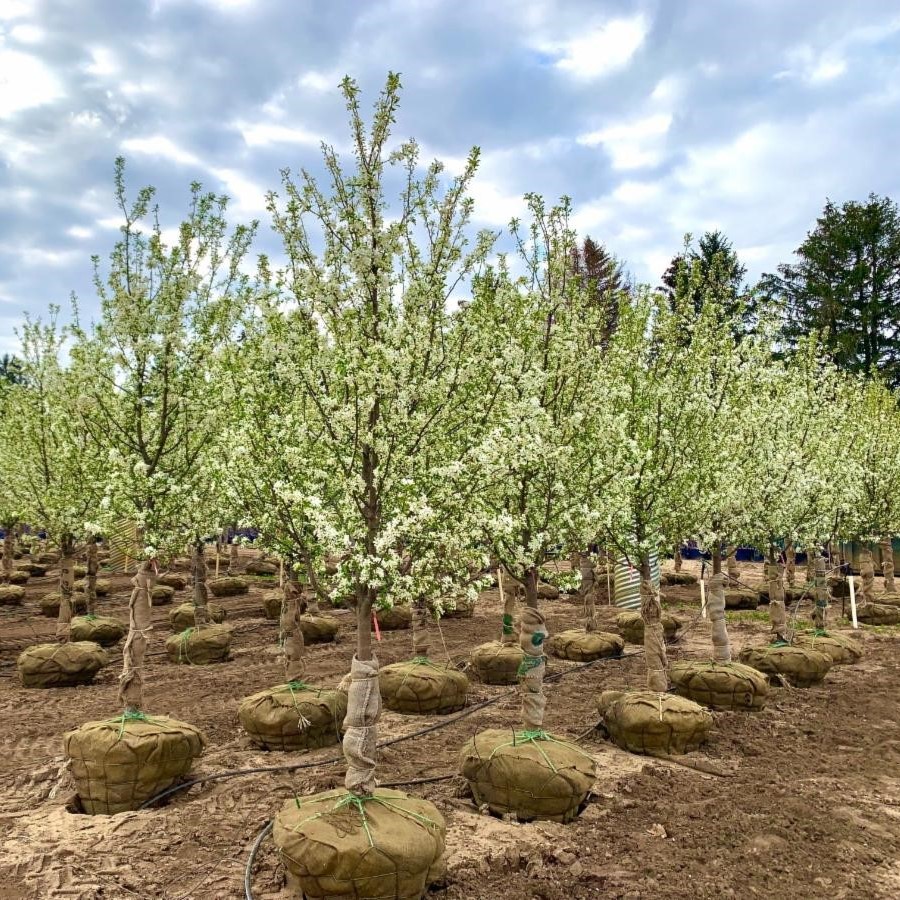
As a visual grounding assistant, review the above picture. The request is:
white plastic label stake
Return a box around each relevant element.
[700,579,707,619]
[848,574,858,629]
[497,566,505,607]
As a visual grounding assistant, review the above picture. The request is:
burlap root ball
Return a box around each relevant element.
[156,573,186,591]
[537,582,560,600]
[791,632,863,665]
[300,613,340,644]
[73,565,87,578]
[469,641,525,685]
[877,592,900,607]
[441,597,475,619]
[39,592,87,617]
[165,623,233,665]
[64,715,205,814]
[18,562,47,576]
[208,577,249,597]
[70,615,127,646]
[598,689,712,756]
[0,584,25,605]
[857,603,900,625]
[151,584,176,605]
[669,660,769,711]
[239,683,348,750]
[738,644,832,687]
[828,576,851,598]
[168,602,226,632]
[17,641,107,688]
[274,788,446,900]
[724,589,759,610]
[74,578,110,596]
[756,583,808,604]
[34,553,58,565]
[548,629,624,662]
[245,559,278,576]
[263,590,282,620]
[7,570,29,585]
[379,659,468,714]
[662,571,698,586]
[375,604,412,631]
[616,611,681,644]
[458,728,596,822]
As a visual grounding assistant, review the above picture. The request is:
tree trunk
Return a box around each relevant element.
[673,546,682,573]
[192,540,210,627]
[725,545,739,585]
[859,548,875,606]
[411,600,431,657]
[85,540,99,615]
[229,533,239,570]
[767,556,790,643]
[498,566,517,644]
[805,549,816,583]
[812,553,828,631]
[523,565,539,609]
[785,540,796,586]
[640,554,668,692]
[56,535,76,643]
[579,553,597,632]
[118,560,156,714]
[519,605,548,729]
[880,536,895,593]
[1,525,13,584]
[281,569,306,681]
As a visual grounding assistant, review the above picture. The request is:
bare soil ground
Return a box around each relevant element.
[1,554,899,899]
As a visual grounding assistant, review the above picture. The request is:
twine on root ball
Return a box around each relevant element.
[379,658,468,715]
[17,641,107,688]
[70,615,126,646]
[737,643,832,687]
[669,659,769,711]
[164,623,233,665]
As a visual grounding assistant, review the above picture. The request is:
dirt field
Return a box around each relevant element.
[1,554,899,899]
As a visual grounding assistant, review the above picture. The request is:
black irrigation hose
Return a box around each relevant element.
[140,648,644,810]
[244,819,273,900]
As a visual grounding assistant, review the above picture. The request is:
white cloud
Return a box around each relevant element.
[0,0,37,20]
[299,70,339,92]
[578,113,673,170]
[120,134,201,167]
[9,23,44,43]
[67,226,94,240]
[85,46,118,77]
[209,167,267,217]
[539,15,647,80]
[235,120,322,148]
[0,49,64,116]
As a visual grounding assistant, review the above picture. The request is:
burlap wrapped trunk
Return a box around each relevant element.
[7,570,29,585]
[17,641,107,688]
[40,592,87,617]
[857,603,900,625]
[0,584,25,605]
[208,577,249,597]
[64,715,205,814]
[379,659,468,714]
[156,573,187,590]
[662,571,698,586]
[738,644,832,687]
[239,683,348,750]
[165,623,233,665]
[274,788,446,900]
[792,631,862,665]
[169,602,226,632]
[598,689,712,756]
[300,613,340,644]
[245,559,278,576]
[376,604,412,631]
[724,589,759,610]
[669,660,769,711]
[459,727,596,822]
[469,641,525,685]
[547,629,624,662]
[616,611,681,644]
[74,578,110,596]
[70,615,127,646]
[151,584,176,605]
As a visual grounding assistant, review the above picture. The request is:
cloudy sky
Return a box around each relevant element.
[2,0,900,351]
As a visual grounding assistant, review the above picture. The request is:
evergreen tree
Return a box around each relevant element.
[569,236,627,348]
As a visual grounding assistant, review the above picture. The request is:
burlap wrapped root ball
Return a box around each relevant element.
[828,576,851,598]
[300,613,340,644]
[756,583,807,604]
[458,728,596,822]
[208,577,249,597]
[548,629,624,662]
[74,578,110,596]
[40,592,87,617]
[165,623,233,665]
[469,641,525,685]
[738,644,832,687]
[857,603,900,625]
[375,604,412,631]
[73,565,87,578]
[156,573,186,591]
[669,660,769,711]
[662,571,698,586]
[17,641,107,688]
[379,659,468,714]
[598,690,712,756]
[70,615,126,646]
[724,589,759,610]
[262,590,282,620]
[877,592,900,607]
[245,559,278,576]
[239,683,348,750]
[441,597,475,619]
[0,584,25,605]
[274,788,446,900]
[64,715,205,814]
[792,632,863,665]
[151,584,176,605]
[7,570,29,585]
[616,611,681,645]
[18,562,47,576]
[168,602,226,632]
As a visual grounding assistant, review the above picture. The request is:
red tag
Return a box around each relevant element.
[372,609,382,642]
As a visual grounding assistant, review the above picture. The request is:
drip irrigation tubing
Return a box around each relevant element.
[139,647,643,810]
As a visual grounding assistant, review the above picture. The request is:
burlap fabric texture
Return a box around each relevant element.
[877,592,900,606]
[662,571,697,586]
[18,562,47,576]
[7,570,29,585]
[0,584,25,605]
[156,573,186,590]
[274,788,446,900]
[379,659,468,715]
[857,603,900,625]
[245,559,278,576]
[441,597,475,619]
[547,629,624,662]
[738,643,832,687]
[616,610,680,644]
[263,590,283,620]
[64,713,205,814]
[458,728,596,822]
[208,577,249,597]
[375,604,412,631]
[756,582,809,604]
[239,682,348,751]
[169,602,226,632]
[343,655,380,795]
[669,660,769,711]
[70,615,126,646]
[164,623,233,665]
[40,592,86,617]
[469,641,525,685]
[18,641,107,687]
[598,689,712,755]
[300,613,340,644]
[74,578,110,596]
[724,589,759,610]
[792,631,862,665]
[151,584,176,605]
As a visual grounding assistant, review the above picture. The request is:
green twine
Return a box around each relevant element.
[178,627,195,664]
[106,710,162,740]
[82,614,98,621]
[486,729,595,773]
[517,655,544,677]
[502,614,514,635]
[769,639,790,648]
[531,632,545,647]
